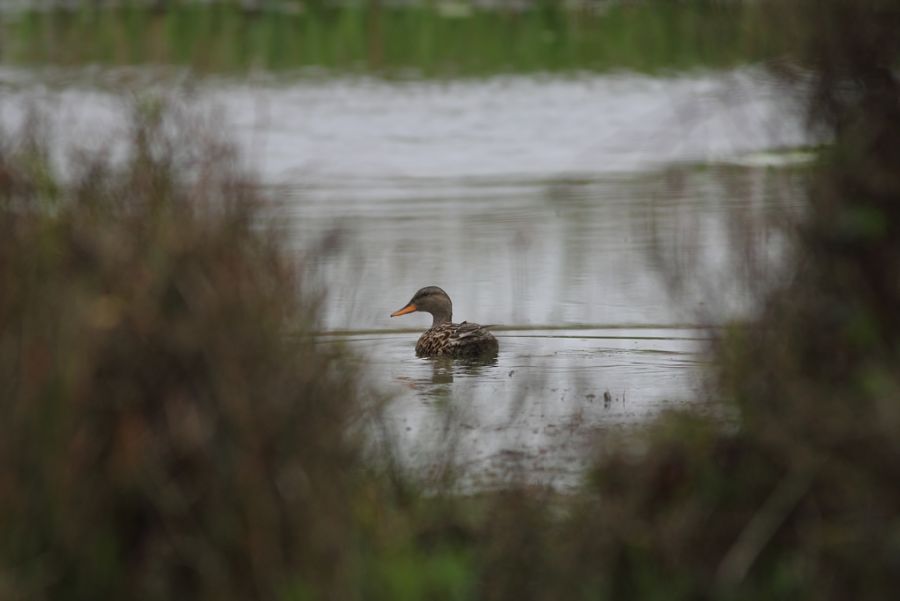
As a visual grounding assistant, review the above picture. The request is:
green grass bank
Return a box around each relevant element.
[0,1,774,76]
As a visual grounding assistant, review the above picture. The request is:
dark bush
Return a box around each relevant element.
[444,2,900,599]
[541,1,900,599]
[0,105,361,601]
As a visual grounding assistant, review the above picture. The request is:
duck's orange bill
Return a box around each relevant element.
[390,303,417,317]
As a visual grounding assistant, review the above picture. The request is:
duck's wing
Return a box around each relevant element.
[452,321,494,339]
[447,321,499,356]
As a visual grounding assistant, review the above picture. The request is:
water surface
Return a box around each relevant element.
[330,325,712,490]
[0,66,804,487]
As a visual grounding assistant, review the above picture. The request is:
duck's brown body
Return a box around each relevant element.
[391,286,499,358]
[415,321,499,358]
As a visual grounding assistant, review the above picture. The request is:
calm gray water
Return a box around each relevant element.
[0,66,805,488]
[327,326,713,490]
[299,164,795,489]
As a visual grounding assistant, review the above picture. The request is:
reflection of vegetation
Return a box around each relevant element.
[0,1,773,75]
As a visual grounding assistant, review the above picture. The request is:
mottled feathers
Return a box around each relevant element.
[415,321,499,358]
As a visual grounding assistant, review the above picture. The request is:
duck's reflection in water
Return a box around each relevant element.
[427,357,456,387]
[394,354,499,403]
[407,355,500,486]
[425,355,498,394]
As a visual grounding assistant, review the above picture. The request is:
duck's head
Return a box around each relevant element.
[391,286,452,327]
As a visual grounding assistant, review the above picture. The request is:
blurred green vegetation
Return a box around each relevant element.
[2,1,900,600]
[0,1,774,76]
[0,105,365,600]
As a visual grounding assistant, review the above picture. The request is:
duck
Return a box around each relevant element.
[390,286,499,358]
